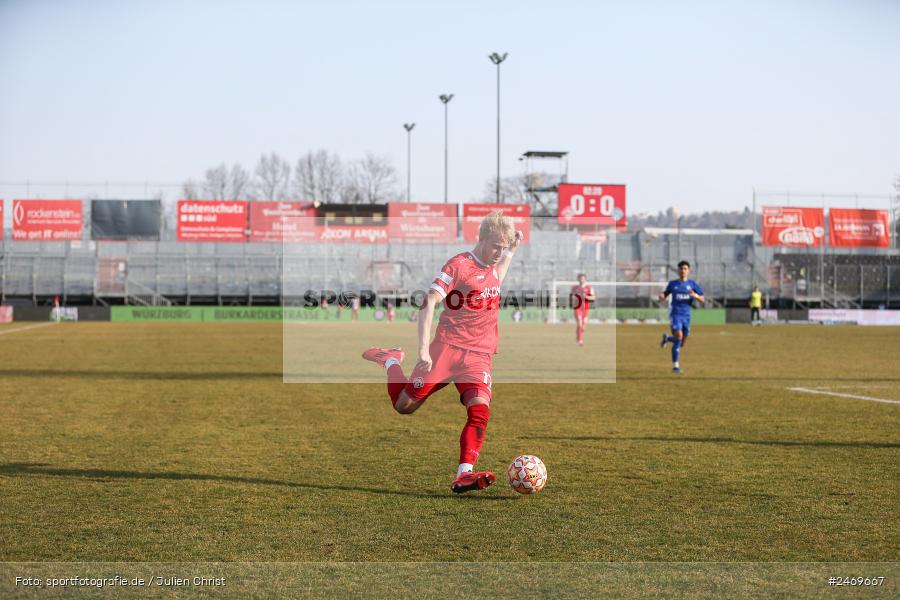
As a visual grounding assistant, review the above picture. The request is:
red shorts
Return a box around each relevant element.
[404,340,493,404]
[574,309,589,321]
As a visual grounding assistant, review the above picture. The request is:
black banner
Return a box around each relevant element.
[12,306,110,321]
[91,200,161,240]
[317,203,387,227]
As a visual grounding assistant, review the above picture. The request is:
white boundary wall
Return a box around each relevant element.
[808,309,900,325]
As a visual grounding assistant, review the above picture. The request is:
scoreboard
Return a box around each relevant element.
[558,183,626,227]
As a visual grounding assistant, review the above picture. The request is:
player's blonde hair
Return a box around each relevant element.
[478,210,516,244]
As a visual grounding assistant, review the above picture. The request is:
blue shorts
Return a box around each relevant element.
[670,314,691,337]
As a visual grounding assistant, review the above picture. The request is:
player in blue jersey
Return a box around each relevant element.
[659,260,705,373]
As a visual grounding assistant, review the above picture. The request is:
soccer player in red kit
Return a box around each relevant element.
[570,273,595,346]
[362,212,522,494]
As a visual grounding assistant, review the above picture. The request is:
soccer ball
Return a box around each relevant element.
[506,455,547,494]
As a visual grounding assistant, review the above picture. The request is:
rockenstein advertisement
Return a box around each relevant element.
[12,199,84,241]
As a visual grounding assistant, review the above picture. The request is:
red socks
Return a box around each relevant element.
[459,403,490,465]
[387,364,406,407]
[388,367,491,466]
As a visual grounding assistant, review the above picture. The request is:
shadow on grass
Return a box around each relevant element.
[4,368,900,385]
[0,370,397,384]
[0,463,513,502]
[521,435,900,449]
[0,369,284,381]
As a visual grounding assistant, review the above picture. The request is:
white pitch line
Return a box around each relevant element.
[788,387,900,406]
[0,322,58,336]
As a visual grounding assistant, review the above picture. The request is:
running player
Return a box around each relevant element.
[659,260,704,374]
[362,212,522,494]
[350,295,361,321]
[570,273,595,346]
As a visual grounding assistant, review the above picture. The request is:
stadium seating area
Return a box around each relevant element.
[2,229,898,308]
[771,253,900,309]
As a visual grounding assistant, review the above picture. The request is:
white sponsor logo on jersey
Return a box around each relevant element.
[479,286,501,299]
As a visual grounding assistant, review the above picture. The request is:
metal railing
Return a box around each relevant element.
[2,232,898,307]
[124,279,172,306]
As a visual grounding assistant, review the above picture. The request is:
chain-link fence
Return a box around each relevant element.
[2,203,898,307]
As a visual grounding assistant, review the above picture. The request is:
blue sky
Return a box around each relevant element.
[0,0,898,214]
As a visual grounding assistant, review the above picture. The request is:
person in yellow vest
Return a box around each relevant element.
[750,286,763,324]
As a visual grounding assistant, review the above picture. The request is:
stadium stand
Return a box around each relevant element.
[4,225,897,309]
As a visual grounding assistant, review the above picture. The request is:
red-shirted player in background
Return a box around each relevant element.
[570,273,595,346]
[363,212,522,494]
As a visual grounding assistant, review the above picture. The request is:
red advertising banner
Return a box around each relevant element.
[462,203,531,243]
[12,199,83,241]
[829,208,890,248]
[558,183,627,228]
[761,206,825,247]
[577,229,608,244]
[387,203,458,242]
[249,202,317,243]
[177,200,247,242]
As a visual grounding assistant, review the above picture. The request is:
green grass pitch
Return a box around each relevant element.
[0,321,897,596]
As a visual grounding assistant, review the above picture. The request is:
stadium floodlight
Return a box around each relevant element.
[488,52,508,203]
[439,94,454,203]
[403,123,416,202]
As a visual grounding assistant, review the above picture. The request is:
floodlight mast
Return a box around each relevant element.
[488,52,508,203]
[439,94,454,203]
[403,123,415,202]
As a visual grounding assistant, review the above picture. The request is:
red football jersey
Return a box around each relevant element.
[571,284,594,312]
[429,251,501,354]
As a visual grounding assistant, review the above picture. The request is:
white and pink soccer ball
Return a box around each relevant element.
[506,455,547,494]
